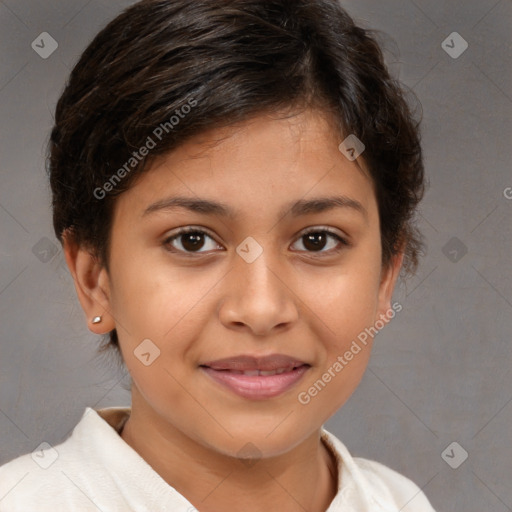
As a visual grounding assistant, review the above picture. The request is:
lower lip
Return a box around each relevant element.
[200,365,310,400]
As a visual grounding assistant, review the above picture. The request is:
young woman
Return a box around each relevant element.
[0,1,435,510]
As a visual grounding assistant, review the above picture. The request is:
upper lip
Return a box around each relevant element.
[200,354,309,372]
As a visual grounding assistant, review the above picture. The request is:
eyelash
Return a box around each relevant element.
[163,226,350,257]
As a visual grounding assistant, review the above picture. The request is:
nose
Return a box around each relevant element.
[218,244,299,337]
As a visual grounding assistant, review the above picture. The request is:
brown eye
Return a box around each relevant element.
[179,232,206,252]
[164,228,221,254]
[292,229,348,255]
[303,232,329,251]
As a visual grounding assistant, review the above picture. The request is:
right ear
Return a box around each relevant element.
[62,229,116,335]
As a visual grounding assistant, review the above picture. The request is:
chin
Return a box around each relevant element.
[198,419,316,460]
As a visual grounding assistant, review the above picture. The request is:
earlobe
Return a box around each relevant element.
[62,230,115,334]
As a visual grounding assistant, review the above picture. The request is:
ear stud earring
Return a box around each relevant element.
[92,316,102,324]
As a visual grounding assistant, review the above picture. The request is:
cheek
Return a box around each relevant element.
[294,243,382,415]
[295,278,379,423]
[107,247,211,342]
[302,245,382,343]
[308,269,379,378]
[311,272,378,324]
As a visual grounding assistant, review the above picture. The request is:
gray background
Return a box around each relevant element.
[0,0,511,510]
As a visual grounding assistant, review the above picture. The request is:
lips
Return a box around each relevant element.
[200,354,310,400]
[201,354,308,372]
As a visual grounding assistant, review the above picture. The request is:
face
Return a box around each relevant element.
[73,109,402,458]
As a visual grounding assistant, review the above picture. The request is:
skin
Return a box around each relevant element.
[64,108,403,512]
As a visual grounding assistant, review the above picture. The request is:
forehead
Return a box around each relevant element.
[115,109,377,225]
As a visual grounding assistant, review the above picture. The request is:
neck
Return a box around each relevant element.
[120,389,338,512]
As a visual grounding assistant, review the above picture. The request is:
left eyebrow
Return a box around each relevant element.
[142,194,368,221]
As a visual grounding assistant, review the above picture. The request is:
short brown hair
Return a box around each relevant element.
[48,0,425,351]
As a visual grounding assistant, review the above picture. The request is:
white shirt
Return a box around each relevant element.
[0,407,436,511]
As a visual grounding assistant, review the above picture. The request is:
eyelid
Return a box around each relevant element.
[298,225,349,242]
[167,225,217,238]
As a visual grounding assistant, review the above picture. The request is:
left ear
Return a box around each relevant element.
[375,250,404,322]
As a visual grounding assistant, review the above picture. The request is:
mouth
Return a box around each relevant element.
[199,354,311,400]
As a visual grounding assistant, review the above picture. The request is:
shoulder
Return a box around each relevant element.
[321,429,436,511]
[0,408,129,511]
[0,441,96,511]
[0,406,188,512]
[351,456,435,511]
